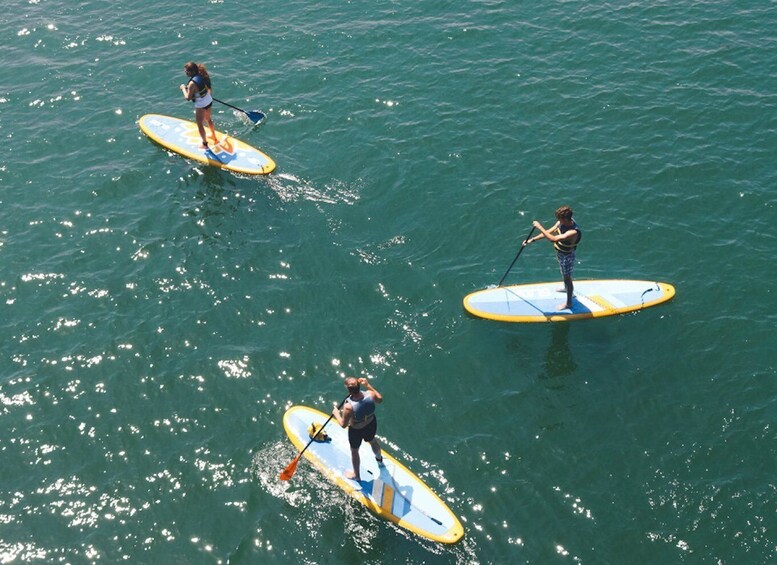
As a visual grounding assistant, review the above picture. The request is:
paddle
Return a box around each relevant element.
[212,97,266,125]
[497,226,536,287]
[280,395,349,481]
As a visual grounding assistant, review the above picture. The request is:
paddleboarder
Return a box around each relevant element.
[180,62,218,149]
[524,205,582,310]
[332,377,383,481]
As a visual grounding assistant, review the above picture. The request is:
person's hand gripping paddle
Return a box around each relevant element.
[280,395,349,481]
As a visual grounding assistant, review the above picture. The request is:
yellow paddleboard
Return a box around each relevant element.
[283,405,464,544]
[139,114,275,175]
[464,279,676,322]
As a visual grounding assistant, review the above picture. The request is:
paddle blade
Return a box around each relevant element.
[245,110,266,125]
[279,455,300,481]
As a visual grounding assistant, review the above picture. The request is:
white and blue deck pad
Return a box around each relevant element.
[463,279,675,323]
[283,405,464,544]
[138,114,275,175]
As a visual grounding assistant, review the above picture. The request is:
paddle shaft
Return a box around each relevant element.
[280,395,349,480]
[212,97,246,113]
[212,97,263,122]
[497,226,536,287]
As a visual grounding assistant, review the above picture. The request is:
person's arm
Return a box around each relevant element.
[525,221,560,244]
[360,378,382,404]
[332,402,352,428]
[553,227,578,244]
[535,221,578,244]
[179,81,196,101]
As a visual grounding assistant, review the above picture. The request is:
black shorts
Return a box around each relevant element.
[348,416,377,449]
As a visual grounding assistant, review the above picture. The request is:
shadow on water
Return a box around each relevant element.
[193,164,238,199]
[176,165,273,246]
[540,323,577,383]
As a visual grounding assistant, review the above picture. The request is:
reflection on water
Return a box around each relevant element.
[542,324,577,381]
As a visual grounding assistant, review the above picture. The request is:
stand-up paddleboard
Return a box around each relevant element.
[138,114,275,175]
[464,279,675,323]
[283,405,464,544]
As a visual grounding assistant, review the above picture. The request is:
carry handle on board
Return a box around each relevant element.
[280,395,349,481]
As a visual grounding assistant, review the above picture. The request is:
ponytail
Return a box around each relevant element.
[197,64,211,83]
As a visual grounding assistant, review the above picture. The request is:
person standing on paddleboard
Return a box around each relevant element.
[332,377,384,482]
[524,205,582,310]
[180,62,218,149]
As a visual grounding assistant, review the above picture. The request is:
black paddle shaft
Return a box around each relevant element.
[497,226,536,287]
[212,97,244,113]
[296,395,349,460]
[212,97,264,124]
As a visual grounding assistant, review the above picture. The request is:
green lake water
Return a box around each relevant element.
[1,1,775,562]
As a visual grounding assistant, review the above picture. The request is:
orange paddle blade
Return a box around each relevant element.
[279,455,300,481]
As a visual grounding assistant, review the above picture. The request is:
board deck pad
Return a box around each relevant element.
[138,114,275,175]
[283,406,464,544]
[463,279,675,322]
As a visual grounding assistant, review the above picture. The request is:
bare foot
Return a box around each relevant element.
[345,470,360,481]
[199,142,209,150]
[557,303,572,311]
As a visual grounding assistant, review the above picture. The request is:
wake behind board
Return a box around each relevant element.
[463,279,675,323]
[138,114,275,175]
[283,405,464,544]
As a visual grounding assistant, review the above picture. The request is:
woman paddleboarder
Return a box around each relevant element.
[180,62,218,149]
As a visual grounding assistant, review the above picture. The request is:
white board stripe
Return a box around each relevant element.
[371,478,385,505]
[575,295,605,312]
